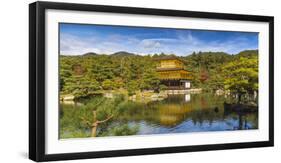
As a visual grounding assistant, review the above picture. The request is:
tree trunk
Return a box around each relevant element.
[91,111,98,137]
[90,110,113,137]
[91,125,97,137]
[238,94,242,103]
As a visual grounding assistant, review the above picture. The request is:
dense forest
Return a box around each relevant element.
[60,50,258,102]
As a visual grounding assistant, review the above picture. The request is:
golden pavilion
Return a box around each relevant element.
[155,55,192,90]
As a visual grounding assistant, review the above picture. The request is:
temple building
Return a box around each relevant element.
[155,56,192,90]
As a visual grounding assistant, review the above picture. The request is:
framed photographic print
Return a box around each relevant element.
[29,1,274,162]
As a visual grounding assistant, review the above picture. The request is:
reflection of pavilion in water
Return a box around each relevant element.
[166,94,191,102]
[118,94,258,131]
[153,98,257,129]
[185,94,190,102]
[149,94,224,127]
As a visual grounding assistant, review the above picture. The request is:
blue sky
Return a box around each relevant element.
[60,23,258,56]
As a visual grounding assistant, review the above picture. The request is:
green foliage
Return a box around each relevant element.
[222,56,258,95]
[127,80,139,96]
[60,96,106,133]
[159,84,168,91]
[182,50,258,92]
[63,75,100,98]
[99,124,139,137]
[110,124,139,136]
[182,51,233,89]
[60,50,258,97]
[236,50,258,58]
[60,94,141,138]
[60,53,161,98]
[140,68,160,91]
[102,79,115,90]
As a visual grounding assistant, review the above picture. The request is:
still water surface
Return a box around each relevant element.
[60,93,258,137]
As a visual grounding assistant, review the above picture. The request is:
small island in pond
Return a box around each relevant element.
[59,23,259,139]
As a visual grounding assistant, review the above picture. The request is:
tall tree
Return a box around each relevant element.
[222,56,258,102]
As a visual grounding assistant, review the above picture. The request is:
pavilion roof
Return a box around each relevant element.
[154,55,185,63]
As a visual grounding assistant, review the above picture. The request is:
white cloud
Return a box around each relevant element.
[60,34,101,55]
[60,31,257,56]
[140,39,161,49]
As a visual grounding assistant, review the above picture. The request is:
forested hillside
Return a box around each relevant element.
[60,50,258,101]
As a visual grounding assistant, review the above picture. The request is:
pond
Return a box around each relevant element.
[60,93,258,138]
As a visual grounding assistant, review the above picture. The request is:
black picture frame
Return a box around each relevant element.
[29,1,274,162]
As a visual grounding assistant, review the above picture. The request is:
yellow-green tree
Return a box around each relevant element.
[222,56,258,103]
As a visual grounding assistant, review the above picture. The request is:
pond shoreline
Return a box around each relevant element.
[60,88,203,103]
